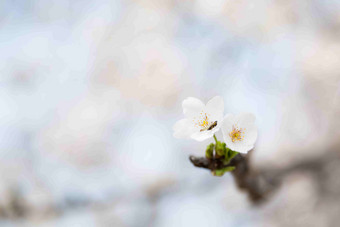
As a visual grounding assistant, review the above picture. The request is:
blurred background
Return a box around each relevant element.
[1,0,340,226]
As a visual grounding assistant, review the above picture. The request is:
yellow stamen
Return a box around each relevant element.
[194,112,215,131]
[229,125,245,142]
[199,114,209,128]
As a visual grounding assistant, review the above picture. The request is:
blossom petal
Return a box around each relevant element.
[182,97,205,118]
[236,113,257,145]
[206,96,224,121]
[227,142,254,154]
[243,124,257,145]
[191,130,215,141]
[221,114,235,128]
[173,119,196,139]
[221,115,234,144]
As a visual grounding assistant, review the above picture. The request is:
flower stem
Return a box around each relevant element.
[213,134,218,144]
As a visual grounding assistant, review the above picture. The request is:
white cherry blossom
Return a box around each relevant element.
[173,96,224,141]
[221,113,257,153]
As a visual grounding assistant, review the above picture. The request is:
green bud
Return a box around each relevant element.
[205,143,214,159]
[215,141,226,157]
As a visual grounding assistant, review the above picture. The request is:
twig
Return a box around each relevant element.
[189,151,340,204]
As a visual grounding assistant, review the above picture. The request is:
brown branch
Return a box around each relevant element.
[190,153,278,203]
[189,155,234,170]
[189,151,340,204]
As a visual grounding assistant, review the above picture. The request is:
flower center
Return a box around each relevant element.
[199,113,209,128]
[194,112,217,132]
[229,125,244,142]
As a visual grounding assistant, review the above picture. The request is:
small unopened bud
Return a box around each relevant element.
[215,141,226,157]
[205,143,214,159]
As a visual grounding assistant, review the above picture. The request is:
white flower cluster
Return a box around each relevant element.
[173,96,257,153]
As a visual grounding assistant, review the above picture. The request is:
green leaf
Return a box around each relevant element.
[205,143,214,159]
[212,166,236,177]
[229,149,238,160]
[225,148,238,164]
